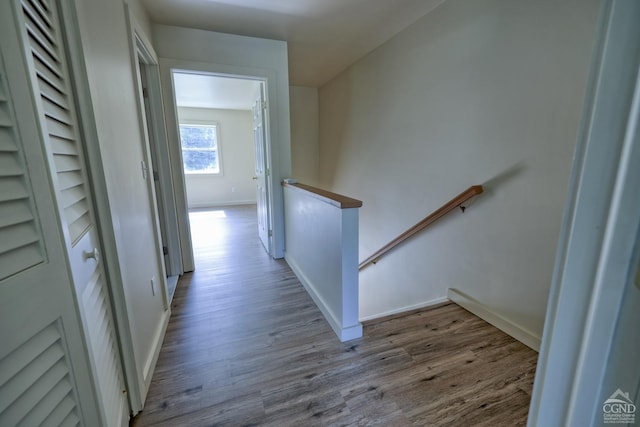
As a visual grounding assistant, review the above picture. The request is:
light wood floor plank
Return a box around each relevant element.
[131,205,537,426]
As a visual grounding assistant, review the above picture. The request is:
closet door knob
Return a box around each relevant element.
[83,248,100,262]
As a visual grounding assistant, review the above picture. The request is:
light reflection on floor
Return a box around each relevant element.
[188,209,228,253]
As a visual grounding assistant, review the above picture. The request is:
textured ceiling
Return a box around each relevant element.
[141,0,445,87]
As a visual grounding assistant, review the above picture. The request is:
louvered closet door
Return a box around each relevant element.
[0,2,102,426]
[5,1,127,426]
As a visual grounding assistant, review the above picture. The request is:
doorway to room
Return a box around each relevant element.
[171,71,273,267]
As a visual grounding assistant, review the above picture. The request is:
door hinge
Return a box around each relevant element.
[142,87,149,98]
[268,230,273,237]
[266,168,270,177]
[153,170,159,181]
[262,100,267,110]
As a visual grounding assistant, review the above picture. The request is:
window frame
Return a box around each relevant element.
[178,121,223,176]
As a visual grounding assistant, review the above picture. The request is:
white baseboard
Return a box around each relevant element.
[166,275,179,302]
[188,200,256,209]
[285,254,363,342]
[142,308,171,398]
[339,323,364,342]
[359,296,449,322]
[448,288,541,351]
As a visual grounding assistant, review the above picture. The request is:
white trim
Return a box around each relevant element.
[126,6,183,279]
[159,61,196,272]
[359,296,449,322]
[158,57,288,269]
[138,60,183,277]
[188,200,257,209]
[166,275,179,302]
[286,254,363,342]
[142,308,170,393]
[339,324,364,342]
[124,4,170,314]
[448,288,541,351]
[569,71,640,423]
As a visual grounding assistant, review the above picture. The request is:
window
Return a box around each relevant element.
[179,124,221,174]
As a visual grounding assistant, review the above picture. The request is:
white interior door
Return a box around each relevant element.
[0,2,103,425]
[253,83,271,253]
[0,54,100,427]
[1,1,128,426]
[138,60,169,277]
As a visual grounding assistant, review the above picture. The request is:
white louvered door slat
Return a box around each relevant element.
[0,200,36,230]
[0,326,59,386]
[29,44,63,80]
[21,0,54,41]
[49,135,76,155]
[37,79,67,109]
[18,0,129,426]
[0,323,80,427]
[57,171,83,191]
[0,342,65,407]
[59,414,80,427]
[17,377,74,426]
[44,395,76,427]
[46,120,76,142]
[0,128,19,150]
[59,185,84,208]
[0,222,40,254]
[15,372,72,427]
[0,244,43,279]
[0,153,24,176]
[0,101,13,124]
[41,97,69,123]
[0,68,44,281]
[82,270,127,425]
[0,178,30,202]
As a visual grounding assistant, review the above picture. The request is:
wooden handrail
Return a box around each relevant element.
[282,181,363,209]
[359,185,484,270]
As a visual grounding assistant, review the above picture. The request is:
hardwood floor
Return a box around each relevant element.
[131,205,537,426]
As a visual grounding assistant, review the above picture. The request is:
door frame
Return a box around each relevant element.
[126,14,183,280]
[121,7,170,314]
[159,59,281,269]
[528,0,640,425]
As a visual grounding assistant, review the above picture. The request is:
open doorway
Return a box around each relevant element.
[171,71,273,266]
[157,56,290,275]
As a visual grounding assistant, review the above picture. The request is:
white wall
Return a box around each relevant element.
[318,0,600,337]
[152,24,291,258]
[530,1,640,423]
[126,0,153,41]
[178,108,256,208]
[289,86,319,185]
[283,185,362,341]
[74,0,169,402]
